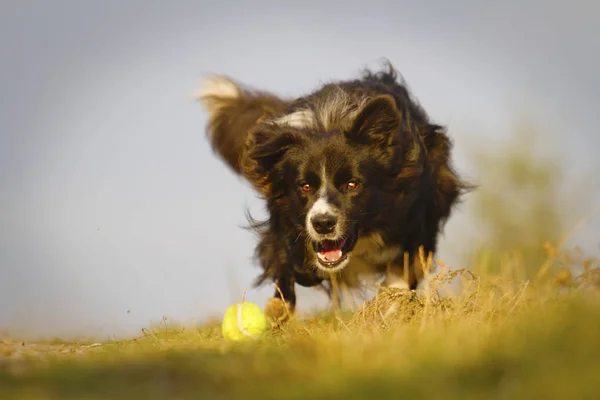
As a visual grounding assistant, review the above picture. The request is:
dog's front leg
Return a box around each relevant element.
[255,234,298,324]
[383,247,432,291]
[265,270,296,325]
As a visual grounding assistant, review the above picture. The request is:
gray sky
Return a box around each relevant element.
[1,0,598,340]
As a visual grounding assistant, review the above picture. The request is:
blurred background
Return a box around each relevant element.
[1,0,598,340]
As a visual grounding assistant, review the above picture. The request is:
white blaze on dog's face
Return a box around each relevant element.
[291,139,370,274]
[304,165,350,272]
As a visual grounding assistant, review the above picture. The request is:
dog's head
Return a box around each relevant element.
[242,92,406,273]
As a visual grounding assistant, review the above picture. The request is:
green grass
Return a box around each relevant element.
[2,252,599,400]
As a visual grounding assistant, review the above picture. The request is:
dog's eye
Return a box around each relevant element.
[300,183,312,193]
[347,181,359,191]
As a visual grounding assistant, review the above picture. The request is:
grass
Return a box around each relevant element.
[3,126,598,399]
[1,244,599,400]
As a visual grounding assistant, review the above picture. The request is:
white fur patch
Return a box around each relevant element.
[309,197,332,215]
[384,273,410,290]
[305,163,347,274]
[272,109,316,129]
[314,87,371,131]
[271,88,371,132]
[306,164,340,240]
[194,76,240,113]
[384,258,411,290]
[306,197,335,240]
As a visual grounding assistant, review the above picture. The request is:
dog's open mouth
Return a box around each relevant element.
[312,235,357,268]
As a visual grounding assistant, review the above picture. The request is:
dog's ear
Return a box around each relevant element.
[242,128,303,196]
[346,94,401,146]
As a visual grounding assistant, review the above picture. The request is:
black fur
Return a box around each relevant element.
[198,61,470,317]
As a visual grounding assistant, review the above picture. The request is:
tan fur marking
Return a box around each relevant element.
[322,233,403,289]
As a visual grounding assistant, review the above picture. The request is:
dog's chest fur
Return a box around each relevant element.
[352,232,401,264]
[335,232,402,286]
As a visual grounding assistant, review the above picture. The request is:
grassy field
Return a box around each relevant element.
[1,246,599,400]
[2,128,598,399]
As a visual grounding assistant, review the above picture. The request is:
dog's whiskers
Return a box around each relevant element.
[293,229,306,244]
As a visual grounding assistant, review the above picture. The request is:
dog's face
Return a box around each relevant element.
[289,136,366,272]
[243,94,403,273]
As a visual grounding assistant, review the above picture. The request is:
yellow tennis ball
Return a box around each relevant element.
[221,301,268,342]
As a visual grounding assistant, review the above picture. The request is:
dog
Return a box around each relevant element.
[196,61,468,323]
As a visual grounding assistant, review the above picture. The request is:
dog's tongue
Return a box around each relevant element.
[319,240,346,262]
[320,248,343,262]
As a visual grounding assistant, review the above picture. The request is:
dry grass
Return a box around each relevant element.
[1,243,599,400]
[2,124,598,399]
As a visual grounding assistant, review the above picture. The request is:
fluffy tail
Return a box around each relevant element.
[195,76,288,175]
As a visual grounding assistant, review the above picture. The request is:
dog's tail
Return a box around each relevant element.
[195,76,288,175]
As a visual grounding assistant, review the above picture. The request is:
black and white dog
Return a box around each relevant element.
[197,62,468,322]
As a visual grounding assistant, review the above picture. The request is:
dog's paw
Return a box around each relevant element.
[264,298,294,326]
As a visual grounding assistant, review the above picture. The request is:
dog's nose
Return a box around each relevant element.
[311,214,337,234]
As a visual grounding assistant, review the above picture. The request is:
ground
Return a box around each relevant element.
[1,253,599,400]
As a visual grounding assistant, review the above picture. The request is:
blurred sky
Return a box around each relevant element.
[1,0,598,340]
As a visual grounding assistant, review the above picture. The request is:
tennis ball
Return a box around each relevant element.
[221,301,268,342]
